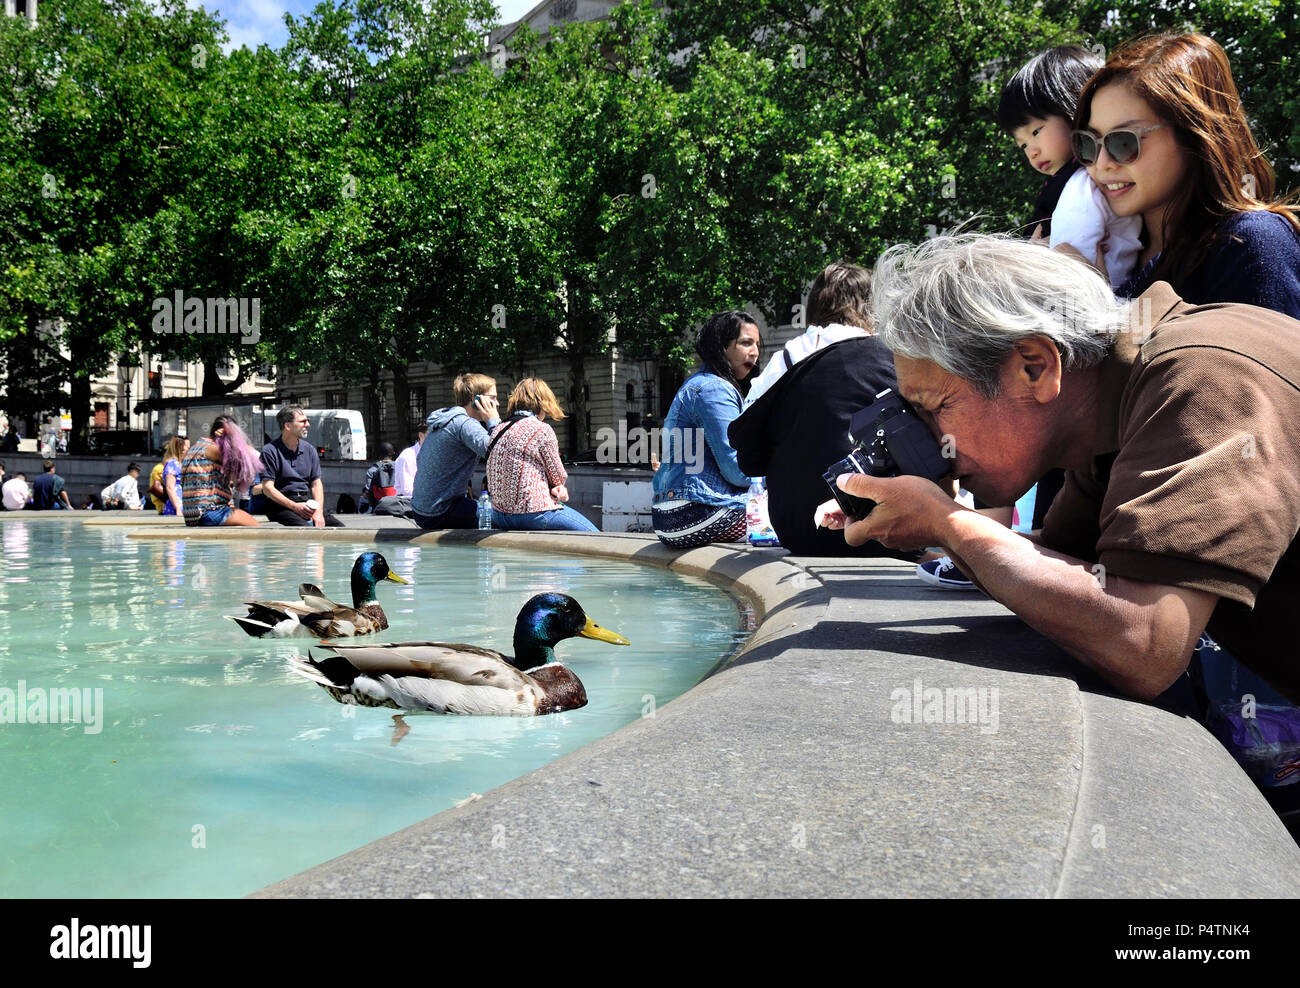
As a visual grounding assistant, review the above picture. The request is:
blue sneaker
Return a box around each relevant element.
[916,556,978,591]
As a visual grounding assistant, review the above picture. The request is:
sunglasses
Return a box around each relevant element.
[1070,123,1165,166]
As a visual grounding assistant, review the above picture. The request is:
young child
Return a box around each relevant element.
[998,45,1141,289]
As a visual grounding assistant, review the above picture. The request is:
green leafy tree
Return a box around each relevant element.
[0,0,254,445]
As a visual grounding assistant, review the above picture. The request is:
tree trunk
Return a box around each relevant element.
[391,361,410,446]
[200,355,248,396]
[68,367,92,454]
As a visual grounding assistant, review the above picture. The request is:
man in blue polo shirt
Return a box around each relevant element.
[259,407,342,527]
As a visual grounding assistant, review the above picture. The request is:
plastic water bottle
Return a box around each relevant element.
[746,479,779,547]
[477,489,493,530]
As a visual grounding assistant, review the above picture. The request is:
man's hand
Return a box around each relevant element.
[470,394,499,422]
[294,501,315,520]
[311,508,325,528]
[815,473,964,550]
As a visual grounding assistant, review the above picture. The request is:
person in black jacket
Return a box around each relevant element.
[729,262,910,558]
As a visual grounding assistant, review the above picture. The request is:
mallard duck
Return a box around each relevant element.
[226,551,409,638]
[288,592,630,715]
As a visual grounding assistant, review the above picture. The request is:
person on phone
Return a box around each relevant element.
[259,406,343,528]
[412,374,501,529]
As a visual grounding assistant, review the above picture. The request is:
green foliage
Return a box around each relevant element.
[2,0,1297,429]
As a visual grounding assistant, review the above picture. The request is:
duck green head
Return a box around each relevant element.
[350,551,408,606]
[512,592,630,669]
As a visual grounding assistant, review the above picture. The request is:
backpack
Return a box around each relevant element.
[368,460,397,504]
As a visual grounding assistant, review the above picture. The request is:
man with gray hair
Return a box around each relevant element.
[820,233,1300,705]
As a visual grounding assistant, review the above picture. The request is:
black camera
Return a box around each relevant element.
[822,388,952,519]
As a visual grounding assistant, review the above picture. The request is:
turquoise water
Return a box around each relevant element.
[0,522,747,897]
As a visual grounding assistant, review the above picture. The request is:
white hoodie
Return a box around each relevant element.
[743,323,869,409]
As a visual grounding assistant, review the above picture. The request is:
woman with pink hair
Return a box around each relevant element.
[180,415,263,527]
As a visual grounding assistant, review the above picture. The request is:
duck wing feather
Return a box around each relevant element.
[319,641,528,689]
[299,607,384,639]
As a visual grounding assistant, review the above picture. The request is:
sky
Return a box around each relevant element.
[207,0,539,52]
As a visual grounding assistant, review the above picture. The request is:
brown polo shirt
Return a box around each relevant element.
[1041,282,1300,702]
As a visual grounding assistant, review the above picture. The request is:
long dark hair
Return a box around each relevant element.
[1076,33,1300,289]
[695,310,760,396]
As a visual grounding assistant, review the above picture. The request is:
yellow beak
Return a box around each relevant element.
[384,572,409,585]
[578,616,630,646]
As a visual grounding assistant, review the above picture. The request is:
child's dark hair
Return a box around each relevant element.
[998,45,1103,132]
[695,310,760,395]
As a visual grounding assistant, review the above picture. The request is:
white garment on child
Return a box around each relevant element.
[1049,168,1142,290]
[743,323,869,408]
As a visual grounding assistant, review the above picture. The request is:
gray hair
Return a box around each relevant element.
[871,233,1126,397]
[276,405,304,429]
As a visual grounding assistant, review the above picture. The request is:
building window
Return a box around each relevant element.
[217,358,236,378]
[327,390,347,409]
[408,386,426,428]
[166,358,185,373]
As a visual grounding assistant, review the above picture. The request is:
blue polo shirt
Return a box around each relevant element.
[30,472,64,509]
[259,437,321,498]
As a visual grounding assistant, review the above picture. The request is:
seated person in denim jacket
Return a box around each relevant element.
[651,310,761,550]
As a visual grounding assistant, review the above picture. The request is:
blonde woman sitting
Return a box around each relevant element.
[485,379,598,533]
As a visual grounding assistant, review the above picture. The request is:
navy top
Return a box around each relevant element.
[1117,210,1300,318]
[30,472,64,509]
[259,437,321,498]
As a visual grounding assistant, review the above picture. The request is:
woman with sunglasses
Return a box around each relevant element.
[1070,33,1300,315]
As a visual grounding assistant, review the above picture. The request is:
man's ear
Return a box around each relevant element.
[1012,336,1062,402]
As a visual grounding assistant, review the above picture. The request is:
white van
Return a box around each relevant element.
[266,408,368,461]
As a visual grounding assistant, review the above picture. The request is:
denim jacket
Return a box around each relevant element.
[652,371,755,508]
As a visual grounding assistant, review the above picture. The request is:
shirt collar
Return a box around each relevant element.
[1093,281,1185,455]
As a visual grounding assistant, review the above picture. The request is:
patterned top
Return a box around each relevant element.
[485,414,566,514]
[181,437,232,525]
